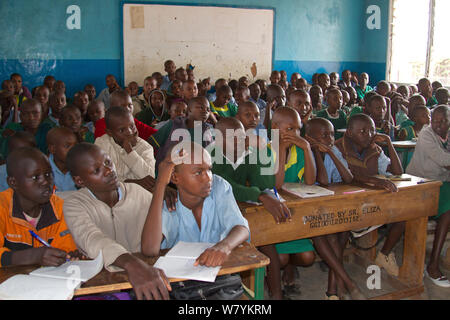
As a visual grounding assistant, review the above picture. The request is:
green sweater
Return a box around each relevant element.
[211,147,275,202]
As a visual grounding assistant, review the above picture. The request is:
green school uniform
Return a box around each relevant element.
[347,106,364,121]
[81,129,95,143]
[436,181,450,218]
[210,101,238,118]
[211,147,275,202]
[355,85,373,102]
[268,144,315,254]
[426,96,438,107]
[315,108,347,140]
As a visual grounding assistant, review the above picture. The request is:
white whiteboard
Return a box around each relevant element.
[122,4,274,86]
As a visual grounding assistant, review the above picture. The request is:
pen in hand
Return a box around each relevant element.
[29,230,70,262]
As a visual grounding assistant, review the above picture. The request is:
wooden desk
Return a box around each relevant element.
[392,140,417,172]
[239,174,441,300]
[392,140,417,149]
[0,242,269,299]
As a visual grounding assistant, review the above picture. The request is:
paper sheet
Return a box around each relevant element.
[154,256,220,282]
[29,251,103,282]
[165,241,215,259]
[0,274,80,300]
[282,183,335,198]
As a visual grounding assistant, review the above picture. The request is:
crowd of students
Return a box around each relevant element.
[0,61,449,300]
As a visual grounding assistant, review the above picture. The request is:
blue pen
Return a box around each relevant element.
[273,187,290,219]
[29,230,51,247]
[29,230,70,261]
[273,187,280,200]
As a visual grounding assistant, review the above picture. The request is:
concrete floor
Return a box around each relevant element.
[263,222,450,300]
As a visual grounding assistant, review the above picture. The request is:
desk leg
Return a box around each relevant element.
[253,267,266,300]
[399,217,427,286]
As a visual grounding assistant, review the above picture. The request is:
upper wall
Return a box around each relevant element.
[0,0,390,97]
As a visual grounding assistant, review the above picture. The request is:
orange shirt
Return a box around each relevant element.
[0,189,77,267]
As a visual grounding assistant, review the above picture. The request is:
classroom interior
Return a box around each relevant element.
[0,0,449,301]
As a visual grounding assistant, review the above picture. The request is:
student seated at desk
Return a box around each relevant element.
[267,107,317,299]
[210,117,292,299]
[141,142,250,269]
[305,118,366,300]
[64,143,172,300]
[336,113,405,277]
[95,107,156,192]
[0,147,80,268]
[406,105,450,287]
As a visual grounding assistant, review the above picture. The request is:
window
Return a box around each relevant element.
[388,0,450,86]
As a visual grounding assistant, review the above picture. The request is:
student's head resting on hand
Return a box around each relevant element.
[305,118,335,148]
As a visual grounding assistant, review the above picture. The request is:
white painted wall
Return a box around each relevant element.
[123,4,274,85]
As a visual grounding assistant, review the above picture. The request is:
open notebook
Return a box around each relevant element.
[0,251,103,300]
[154,241,221,282]
[282,183,335,198]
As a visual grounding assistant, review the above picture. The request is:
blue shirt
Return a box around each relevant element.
[323,146,349,184]
[0,164,8,192]
[160,75,171,91]
[49,154,77,192]
[161,174,249,249]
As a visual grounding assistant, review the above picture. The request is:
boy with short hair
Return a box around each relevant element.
[366,94,395,140]
[64,143,172,299]
[406,105,450,287]
[2,99,53,156]
[418,78,438,107]
[161,60,176,91]
[10,73,31,107]
[0,147,79,267]
[338,70,355,89]
[97,74,120,110]
[128,81,139,98]
[181,80,198,102]
[336,113,405,276]
[42,90,66,127]
[84,84,97,102]
[154,101,187,130]
[234,85,250,106]
[235,101,267,144]
[43,75,56,94]
[210,85,238,118]
[0,131,36,192]
[315,88,347,139]
[33,85,50,118]
[355,73,373,103]
[59,105,95,143]
[95,107,156,185]
[270,70,281,85]
[435,87,449,106]
[149,96,213,171]
[132,76,157,116]
[46,127,78,192]
[86,100,106,134]
[318,73,330,94]
[95,90,157,141]
[287,89,313,132]
[73,91,90,121]
[310,85,324,114]
[141,142,250,268]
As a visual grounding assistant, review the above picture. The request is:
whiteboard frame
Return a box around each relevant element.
[119,1,276,86]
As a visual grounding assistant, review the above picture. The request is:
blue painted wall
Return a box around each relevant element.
[0,0,390,98]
